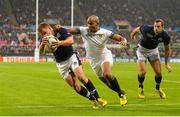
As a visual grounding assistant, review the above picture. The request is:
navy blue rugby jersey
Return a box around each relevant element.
[53,27,74,62]
[139,24,171,49]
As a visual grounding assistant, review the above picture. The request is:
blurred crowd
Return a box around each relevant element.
[38,0,180,28]
[0,0,179,58]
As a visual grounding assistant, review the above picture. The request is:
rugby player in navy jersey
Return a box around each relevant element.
[38,23,107,109]
[131,19,172,99]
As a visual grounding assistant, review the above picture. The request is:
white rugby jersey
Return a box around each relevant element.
[79,27,113,58]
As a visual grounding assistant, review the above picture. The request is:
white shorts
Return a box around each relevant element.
[136,45,160,62]
[90,50,113,77]
[56,53,81,80]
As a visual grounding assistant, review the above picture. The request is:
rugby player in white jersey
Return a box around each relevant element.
[68,15,128,106]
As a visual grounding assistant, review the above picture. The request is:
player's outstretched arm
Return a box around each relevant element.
[164,44,172,72]
[110,34,127,46]
[130,27,140,41]
[68,28,81,35]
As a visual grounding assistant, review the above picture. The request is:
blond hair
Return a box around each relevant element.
[38,22,51,34]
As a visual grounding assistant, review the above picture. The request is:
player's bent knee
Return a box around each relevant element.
[155,73,162,77]
[73,84,81,92]
[139,71,146,77]
[103,73,112,79]
[77,75,87,84]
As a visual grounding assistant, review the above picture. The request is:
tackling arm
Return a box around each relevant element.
[68,28,81,35]
[110,34,127,46]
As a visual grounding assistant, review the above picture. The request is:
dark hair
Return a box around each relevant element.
[154,19,164,27]
[87,15,100,24]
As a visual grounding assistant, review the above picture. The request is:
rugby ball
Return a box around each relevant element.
[46,35,58,52]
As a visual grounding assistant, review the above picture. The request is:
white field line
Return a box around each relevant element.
[164,80,180,84]
[0,103,180,109]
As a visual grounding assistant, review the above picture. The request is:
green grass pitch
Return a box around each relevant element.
[0,62,180,116]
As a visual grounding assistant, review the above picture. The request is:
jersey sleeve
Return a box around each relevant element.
[79,27,87,35]
[104,29,114,38]
[140,24,150,34]
[60,28,72,40]
[163,32,171,45]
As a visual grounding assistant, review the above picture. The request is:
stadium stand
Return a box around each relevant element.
[0,0,179,60]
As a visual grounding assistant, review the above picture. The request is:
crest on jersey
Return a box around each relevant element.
[146,33,153,38]
[56,33,61,39]
[73,61,77,66]
[97,34,105,39]
[158,38,163,41]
